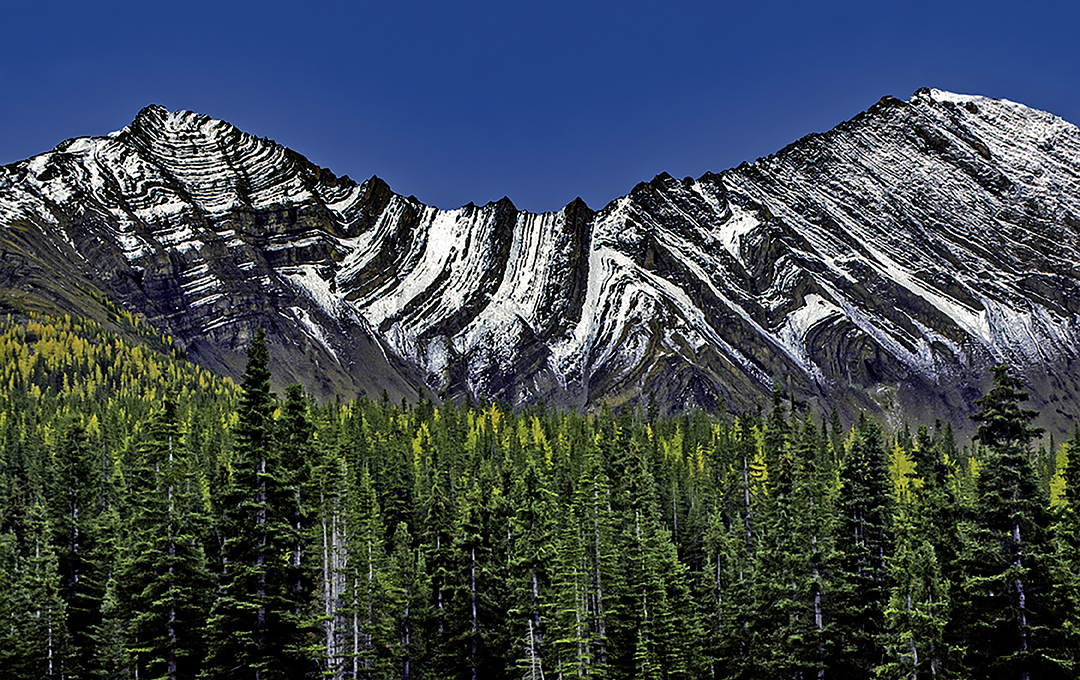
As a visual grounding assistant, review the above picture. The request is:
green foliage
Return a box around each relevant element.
[958,364,1066,679]
[122,394,212,679]
[203,328,312,679]
[2,315,1079,680]
[831,415,894,676]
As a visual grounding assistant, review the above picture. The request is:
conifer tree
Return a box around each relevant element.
[420,426,460,679]
[0,527,16,673]
[203,327,312,679]
[831,415,893,676]
[345,464,392,678]
[1051,425,1080,672]
[611,435,702,680]
[741,408,833,679]
[959,364,1063,679]
[10,498,74,679]
[385,520,431,680]
[278,384,319,664]
[701,506,744,680]
[52,418,100,676]
[545,425,619,679]
[448,465,512,680]
[507,441,558,679]
[879,486,952,679]
[122,394,211,680]
[549,481,594,679]
[743,399,799,679]
[316,407,353,679]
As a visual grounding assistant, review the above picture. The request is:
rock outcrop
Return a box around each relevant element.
[3,90,1079,435]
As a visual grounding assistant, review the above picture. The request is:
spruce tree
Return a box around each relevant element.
[52,418,100,676]
[278,385,318,664]
[548,426,620,679]
[203,328,312,679]
[831,415,893,676]
[11,498,74,679]
[611,435,702,680]
[385,520,431,680]
[420,426,460,679]
[122,394,211,680]
[879,488,952,679]
[448,465,512,680]
[315,406,352,679]
[959,364,1063,679]
[549,479,595,679]
[344,464,392,678]
[1051,425,1080,673]
[507,441,558,679]
[742,409,834,680]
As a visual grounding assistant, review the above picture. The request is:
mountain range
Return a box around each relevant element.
[2,88,1079,437]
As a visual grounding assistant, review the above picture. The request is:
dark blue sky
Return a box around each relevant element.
[3,1,1077,213]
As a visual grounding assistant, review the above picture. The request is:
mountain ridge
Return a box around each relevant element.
[2,88,1079,437]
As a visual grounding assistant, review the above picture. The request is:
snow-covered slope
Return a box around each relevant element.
[2,90,1079,432]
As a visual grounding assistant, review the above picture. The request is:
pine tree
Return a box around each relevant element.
[344,464,391,678]
[203,328,312,679]
[10,498,74,679]
[879,487,952,679]
[385,520,431,680]
[1051,425,1080,672]
[831,415,893,676]
[959,364,1064,679]
[507,441,558,679]
[122,393,211,680]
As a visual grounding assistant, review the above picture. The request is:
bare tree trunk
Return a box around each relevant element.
[335,513,347,678]
[1015,521,1029,680]
[575,559,585,675]
[257,454,267,665]
[352,576,359,680]
[743,448,752,549]
[321,497,334,677]
[592,485,607,668]
[437,532,444,638]
[47,606,54,679]
[471,545,478,680]
[365,537,374,674]
[167,444,178,680]
[532,566,543,668]
[672,491,678,545]
[814,560,824,680]
[907,591,918,680]
[403,597,411,680]
[928,591,938,679]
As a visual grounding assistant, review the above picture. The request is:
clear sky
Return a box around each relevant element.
[2,1,1077,213]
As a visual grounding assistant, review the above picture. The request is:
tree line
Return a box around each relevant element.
[0,313,1078,679]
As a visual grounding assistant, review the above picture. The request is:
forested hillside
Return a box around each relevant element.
[1,313,1078,679]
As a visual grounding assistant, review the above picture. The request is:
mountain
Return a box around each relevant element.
[2,89,1079,435]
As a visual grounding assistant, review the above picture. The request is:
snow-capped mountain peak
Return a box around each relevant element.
[2,88,1079,434]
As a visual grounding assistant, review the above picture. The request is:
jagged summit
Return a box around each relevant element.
[2,90,1079,435]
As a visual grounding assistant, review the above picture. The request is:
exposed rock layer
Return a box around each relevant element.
[2,89,1079,435]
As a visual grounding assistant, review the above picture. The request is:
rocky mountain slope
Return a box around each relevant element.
[2,89,1079,434]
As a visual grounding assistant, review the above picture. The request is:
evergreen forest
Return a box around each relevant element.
[1,311,1079,680]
